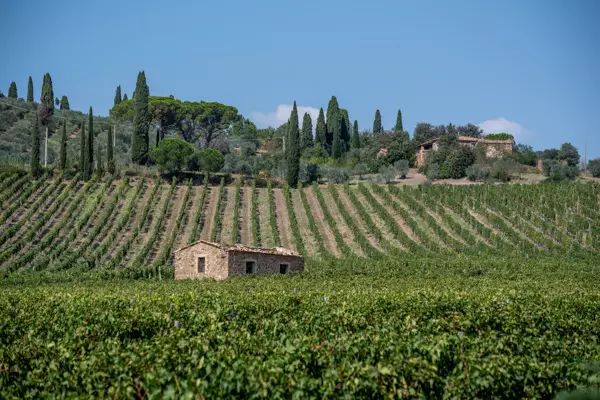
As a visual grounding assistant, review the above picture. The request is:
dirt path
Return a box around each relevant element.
[336,188,383,252]
[321,189,364,257]
[147,185,186,263]
[353,189,407,252]
[291,189,319,256]
[368,187,422,247]
[256,189,274,248]
[178,185,205,248]
[241,186,253,246]
[305,187,340,257]
[200,187,219,241]
[273,189,295,251]
[220,187,237,244]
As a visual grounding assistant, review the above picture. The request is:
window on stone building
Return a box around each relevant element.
[246,261,256,274]
[197,257,205,274]
[279,263,289,274]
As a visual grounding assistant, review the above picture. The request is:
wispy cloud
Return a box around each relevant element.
[249,104,321,130]
[478,118,531,141]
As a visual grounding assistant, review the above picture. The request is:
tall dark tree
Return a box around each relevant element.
[79,123,86,172]
[315,107,327,150]
[373,110,382,133]
[55,97,60,107]
[394,109,403,132]
[39,73,55,168]
[351,120,360,149]
[300,112,313,150]
[30,115,41,177]
[114,85,122,106]
[286,102,300,186]
[122,93,128,101]
[60,120,67,170]
[326,96,340,149]
[60,95,70,110]
[8,82,17,99]
[96,145,103,177]
[26,76,33,102]
[132,72,150,164]
[107,126,115,174]
[331,115,343,159]
[39,73,54,126]
[340,108,350,148]
[85,106,94,179]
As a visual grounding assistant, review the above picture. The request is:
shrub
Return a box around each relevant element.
[379,165,397,183]
[299,161,319,184]
[351,163,369,180]
[426,163,440,181]
[466,164,491,182]
[491,157,519,182]
[588,158,600,177]
[542,159,580,181]
[441,146,476,179]
[324,167,350,184]
[393,159,409,179]
[149,138,195,173]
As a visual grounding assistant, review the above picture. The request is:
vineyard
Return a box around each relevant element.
[0,172,599,278]
[1,172,600,397]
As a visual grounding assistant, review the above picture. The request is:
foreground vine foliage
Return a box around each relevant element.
[1,255,599,398]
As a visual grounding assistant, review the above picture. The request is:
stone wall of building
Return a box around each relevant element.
[174,242,228,280]
[228,250,304,277]
[482,141,514,158]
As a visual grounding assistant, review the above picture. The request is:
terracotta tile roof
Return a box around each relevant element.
[175,240,302,257]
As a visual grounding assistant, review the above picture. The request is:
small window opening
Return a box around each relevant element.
[246,261,256,274]
[280,264,289,274]
[197,257,205,274]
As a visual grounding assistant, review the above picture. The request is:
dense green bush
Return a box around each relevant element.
[426,162,440,181]
[323,166,350,183]
[149,138,195,173]
[588,158,600,177]
[542,159,580,181]
[491,157,520,182]
[466,164,491,182]
[484,132,514,140]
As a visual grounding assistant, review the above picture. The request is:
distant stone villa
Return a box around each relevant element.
[416,136,515,168]
[174,240,304,280]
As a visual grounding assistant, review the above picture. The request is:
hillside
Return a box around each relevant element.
[1,172,598,278]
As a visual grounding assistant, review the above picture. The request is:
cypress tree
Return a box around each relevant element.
[8,82,17,99]
[340,109,350,148]
[96,145,103,177]
[30,115,41,177]
[60,96,70,110]
[351,120,360,149]
[60,120,67,170]
[107,126,115,174]
[85,106,94,179]
[394,109,403,132]
[39,73,54,126]
[286,101,300,186]
[373,110,382,134]
[132,71,150,165]
[123,93,128,101]
[55,97,60,107]
[326,96,339,150]
[114,85,122,106]
[332,115,343,159]
[27,76,33,102]
[79,123,86,172]
[315,107,327,151]
[300,112,313,150]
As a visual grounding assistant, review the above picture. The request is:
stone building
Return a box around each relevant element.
[173,240,304,280]
[416,136,514,168]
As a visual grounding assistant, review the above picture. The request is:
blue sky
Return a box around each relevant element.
[2,0,599,158]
